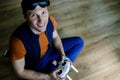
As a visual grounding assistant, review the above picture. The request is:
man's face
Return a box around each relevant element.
[26,5,49,34]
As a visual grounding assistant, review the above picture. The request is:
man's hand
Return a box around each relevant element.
[50,68,66,80]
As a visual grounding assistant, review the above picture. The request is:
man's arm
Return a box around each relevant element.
[12,57,51,80]
[53,30,66,61]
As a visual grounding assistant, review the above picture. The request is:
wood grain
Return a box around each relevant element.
[0,0,120,80]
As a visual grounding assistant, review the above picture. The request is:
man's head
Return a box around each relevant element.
[21,0,50,15]
[21,0,50,34]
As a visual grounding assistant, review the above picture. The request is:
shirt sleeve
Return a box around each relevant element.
[9,37,26,61]
[49,16,58,31]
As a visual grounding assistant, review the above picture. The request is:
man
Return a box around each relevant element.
[9,0,84,79]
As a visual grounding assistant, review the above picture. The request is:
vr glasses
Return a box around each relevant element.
[22,0,50,10]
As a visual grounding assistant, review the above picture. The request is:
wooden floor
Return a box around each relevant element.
[0,0,120,80]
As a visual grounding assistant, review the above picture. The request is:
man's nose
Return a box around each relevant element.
[38,15,41,22]
[38,15,44,23]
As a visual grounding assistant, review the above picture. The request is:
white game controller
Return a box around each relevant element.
[57,57,79,80]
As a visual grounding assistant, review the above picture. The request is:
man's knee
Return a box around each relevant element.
[74,36,84,48]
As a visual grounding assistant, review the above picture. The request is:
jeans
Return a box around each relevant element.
[35,37,84,73]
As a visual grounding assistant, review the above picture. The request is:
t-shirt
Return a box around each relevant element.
[9,16,57,61]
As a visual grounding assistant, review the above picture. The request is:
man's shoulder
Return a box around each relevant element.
[11,22,28,36]
[49,15,57,30]
[49,16,56,23]
[17,22,28,31]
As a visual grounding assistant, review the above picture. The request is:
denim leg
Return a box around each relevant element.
[62,37,84,62]
[35,47,59,73]
[48,37,84,72]
[35,36,84,73]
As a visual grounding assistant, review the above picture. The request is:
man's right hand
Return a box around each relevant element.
[50,68,66,80]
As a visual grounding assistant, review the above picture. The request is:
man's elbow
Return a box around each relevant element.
[14,68,25,79]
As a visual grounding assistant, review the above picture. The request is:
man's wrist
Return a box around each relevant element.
[62,54,66,57]
[61,53,66,61]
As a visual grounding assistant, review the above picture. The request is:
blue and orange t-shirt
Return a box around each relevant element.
[9,16,57,61]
